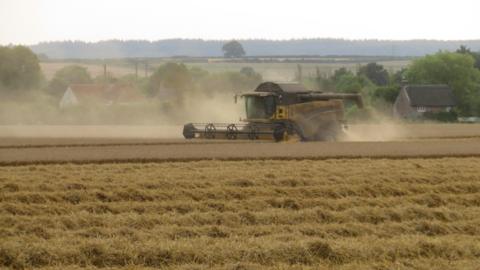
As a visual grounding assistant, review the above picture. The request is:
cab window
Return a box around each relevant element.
[245,95,276,119]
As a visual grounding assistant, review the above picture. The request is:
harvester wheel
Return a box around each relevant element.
[247,125,259,140]
[204,123,216,139]
[226,124,238,140]
[183,123,196,139]
[273,124,286,142]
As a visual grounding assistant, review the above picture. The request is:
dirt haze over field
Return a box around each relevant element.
[1,124,480,140]
[181,92,244,124]
[345,123,408,141]
[0,90,244,129]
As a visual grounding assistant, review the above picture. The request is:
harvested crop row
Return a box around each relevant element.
[2,139,480,165]
[1,157,480,269]
[2,124,480,147]
[0,138,251,149]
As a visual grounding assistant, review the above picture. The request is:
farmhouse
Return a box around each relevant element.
[393,84,456,118]
[59,83,145,108]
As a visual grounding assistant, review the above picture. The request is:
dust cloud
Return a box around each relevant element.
[344,123,408,141]
[1,89,411,141]
[0,91,245,139]
[0,125,182,139]
[343,110,408,141]
[176,93,244,124]
[0,92,413,141]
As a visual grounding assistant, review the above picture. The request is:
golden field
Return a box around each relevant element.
[1,157,480,269]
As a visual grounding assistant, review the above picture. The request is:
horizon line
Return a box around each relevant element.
[5,37,480,46]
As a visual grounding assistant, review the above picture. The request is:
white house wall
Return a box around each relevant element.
[393,88,418,118]
[59,88,79,108]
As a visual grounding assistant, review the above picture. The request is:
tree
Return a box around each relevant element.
[406,51,480,115]
[222,40,246,58]
[332,67,352,82]
[456,45,471,55]
[191,66,263,98]
[311,67,335,91]
[335,73,368,93]
[0,46,42,93]
[373,85,401,104]
[357,62,389,86]
[456,45,480,70]
[239,66,256,77]
[146,62,193,102]
[230,66,262,90]
[48,65,92,97]
[391,68,407,84]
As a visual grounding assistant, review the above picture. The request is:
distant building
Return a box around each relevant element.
[393,84,456,119]
[59,83,145,108]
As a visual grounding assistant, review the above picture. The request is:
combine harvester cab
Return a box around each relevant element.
[183,81,363,142]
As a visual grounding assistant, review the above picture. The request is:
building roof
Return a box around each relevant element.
[255,82,310,93]
[114,84,146,103]
[404,84,456,107]
[68,84,110,102]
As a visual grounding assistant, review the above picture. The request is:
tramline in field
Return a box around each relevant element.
[183,81,364,142]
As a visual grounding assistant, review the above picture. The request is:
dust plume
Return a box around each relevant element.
[0,125,182,139]
[344,123,408,141]
[181,93,244,123]
[0,91,245,139]
[343,110,408,141]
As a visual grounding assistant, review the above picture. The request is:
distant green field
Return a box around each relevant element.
[41,59,410,81]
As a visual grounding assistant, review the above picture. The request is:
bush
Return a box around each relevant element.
[373,85,401,104]
[423,111,458,122]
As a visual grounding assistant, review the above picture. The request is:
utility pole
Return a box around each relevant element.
[103,63,107,83]
[296,64,303,82]
[135,60,138,80]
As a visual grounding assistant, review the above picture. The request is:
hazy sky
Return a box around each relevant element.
[1,0,479,45]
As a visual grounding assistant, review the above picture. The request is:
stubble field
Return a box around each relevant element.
[1,158,480,269]
[1,124,480,269]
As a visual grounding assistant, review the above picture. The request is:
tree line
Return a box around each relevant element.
[0,45,262,107]
[0,46,43,94]
[2,45,480,122]
[301,47,480,119]
[31,39,480,59]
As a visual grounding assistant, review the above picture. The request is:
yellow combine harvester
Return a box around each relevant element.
[183,81,363,141]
